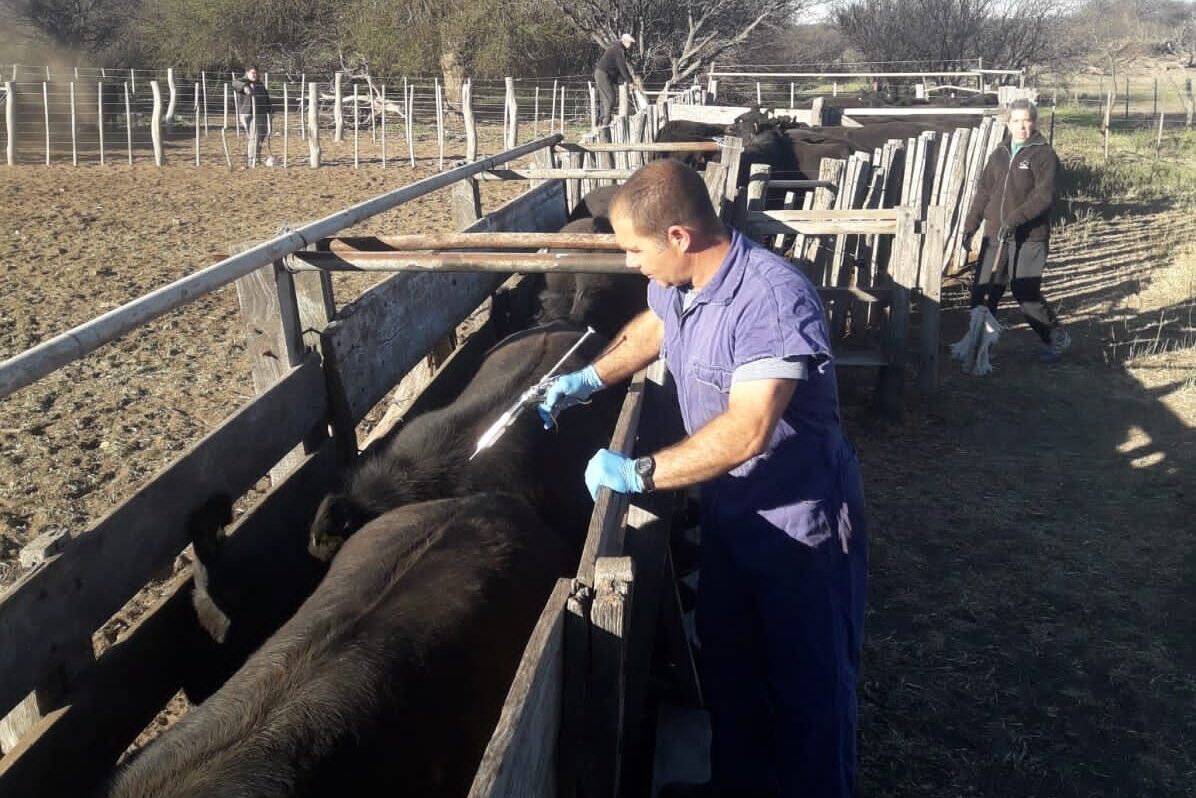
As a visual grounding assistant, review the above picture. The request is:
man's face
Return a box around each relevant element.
[610,209,689,287]
[246,68,258,82]
[1007,109,1034,143]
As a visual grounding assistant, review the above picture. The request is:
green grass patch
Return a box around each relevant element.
[1048,107,1196,203]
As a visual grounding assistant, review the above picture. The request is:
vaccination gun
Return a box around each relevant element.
[469,327,596,461]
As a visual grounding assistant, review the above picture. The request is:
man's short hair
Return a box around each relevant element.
[611,160,722,242]
[245,65,259,75]
[1007,98,1037,120]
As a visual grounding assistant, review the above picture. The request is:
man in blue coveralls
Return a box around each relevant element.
[539,160,868,798]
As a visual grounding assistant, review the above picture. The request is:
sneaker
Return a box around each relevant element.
[1041,329,1070,363]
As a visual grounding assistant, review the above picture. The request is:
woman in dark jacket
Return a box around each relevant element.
[963,98,1070,362]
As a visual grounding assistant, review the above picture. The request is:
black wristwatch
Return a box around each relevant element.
[634,456,656,493]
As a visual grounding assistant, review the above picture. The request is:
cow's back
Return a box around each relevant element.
[110,494,565,798]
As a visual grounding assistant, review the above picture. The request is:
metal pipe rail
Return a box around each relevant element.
[324,232,621,252]
[556,141,720,153]
[0,133,564,401]
[287,251,629,274]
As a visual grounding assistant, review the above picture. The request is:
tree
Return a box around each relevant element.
[834,0,1069,74]
[547,0,810,101]
[17,0,135,51]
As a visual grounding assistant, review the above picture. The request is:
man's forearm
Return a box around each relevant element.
[591,310,662,385]
[651,411,763,490]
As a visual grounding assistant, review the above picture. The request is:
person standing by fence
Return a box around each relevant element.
[962,98,1070,363]
[540,160,868,798]
[594,33,640,127]
[232,66,272,166]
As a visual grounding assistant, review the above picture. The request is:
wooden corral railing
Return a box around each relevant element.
[0,133,591,797]
[468,359,695,798]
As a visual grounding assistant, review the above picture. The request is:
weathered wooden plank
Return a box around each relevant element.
[556,141,719,153]
[326,232,620,253]
[576,370,647,588]
[586,556,634,798]
[480,168,636,181]
[742,163,770,243]
[918,205,948,396]
[0,441,338,798]
[451,177,484,230]
[291,251,628,274]
[468,579,571,798]
[321,180,568,432]
[559,582,592,798]
[747,217,897,237]
[877,207,916,419]
[664,104,751,125]
[0,355,327,719]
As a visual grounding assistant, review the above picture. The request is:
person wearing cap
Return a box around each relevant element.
[539,160,868,798]
[594,33,639,127]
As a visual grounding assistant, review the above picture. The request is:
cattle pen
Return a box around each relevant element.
[1,86,1013,796]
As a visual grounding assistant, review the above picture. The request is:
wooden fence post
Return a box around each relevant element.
[381,83,387,168]
[193,83,200,165]
[308,81,321,167]
[299,74,306,140]
[4,81,13,165]
[223,81,229,133]
[505,76,518,149]
[534,84,541,136]
[550,79,558,134]
[282,82,288,168]
[124,81,132,165]
[463,78,477,162]
[250,93,259,167]
[588,82,597,129]
[585,556,635,798]
[353,82,359,169]
[407,83,416,167]
[918,205,948,396]
[201,71,209,134]
[165,67,177,124]
[69,82,77,165]
[42,82,50,165]
[618,83,629,118]
[334,71,344,141]
[435,78,445,170]
[150,80,164,166]
[811,96,824,127]
[97,81,105,165]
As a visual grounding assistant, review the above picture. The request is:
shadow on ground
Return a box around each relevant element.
[841,199,1196,797]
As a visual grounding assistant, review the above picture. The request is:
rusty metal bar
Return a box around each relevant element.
[287,251,629,274]
[325,232,620,253]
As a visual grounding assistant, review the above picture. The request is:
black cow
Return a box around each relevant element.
[567,184,620,222]
[109,492,568,798]
[538,216,647,338]
[309,322,623,561]
[655,120,724,167]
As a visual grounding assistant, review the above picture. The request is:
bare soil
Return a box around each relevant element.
[848,202,1196,797]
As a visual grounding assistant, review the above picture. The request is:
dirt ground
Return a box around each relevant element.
[1,127,1194,795]
[0,130,526,582]
[848,202,1196,796]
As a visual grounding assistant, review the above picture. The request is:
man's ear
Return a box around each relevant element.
[666,224,692,253]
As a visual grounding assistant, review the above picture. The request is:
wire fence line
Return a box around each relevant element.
[0,66,669,167]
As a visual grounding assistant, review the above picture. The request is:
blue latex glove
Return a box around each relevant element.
[584,448,644,500]
[537,365,605,428]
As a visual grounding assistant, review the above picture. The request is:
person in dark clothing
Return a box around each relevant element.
[963,98,1070,362]
[231,65,273,166]
[594,33,638,127]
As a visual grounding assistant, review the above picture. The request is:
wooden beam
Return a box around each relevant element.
[467,580,571,798]
[556,141,718,153]
[479,168,634,181]
[586,556,635,798]
[0,356,327,718]
[0,442,338,798]
[576,370,647,588]
[842,106,994,117]
[290,251,627,274]
[325,232,620,253]
[320,180,568,432]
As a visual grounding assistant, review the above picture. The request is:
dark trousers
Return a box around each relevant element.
[696,458,867,797]
[594,70,617,126]
[970,237,1060,343]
